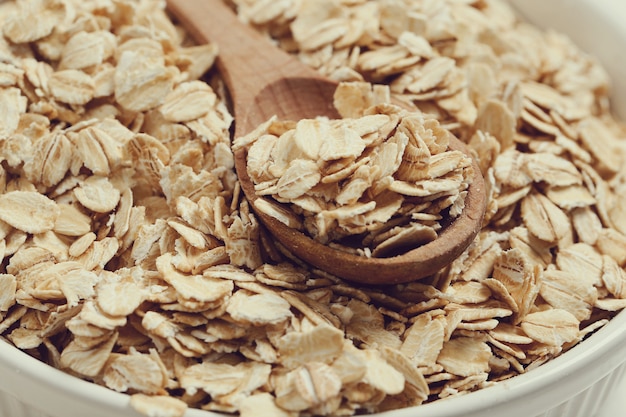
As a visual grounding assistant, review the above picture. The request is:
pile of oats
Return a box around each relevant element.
[1,0,626,416]
[235,86,474,257]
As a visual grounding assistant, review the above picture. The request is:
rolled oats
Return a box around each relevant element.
[1,0,626,416]
[104,348,169,394]
[73,175,121,213]
[0,190,60,233]
[0,87,26,137]
[240,90,473,256]
[48,69,95,105]
[129,394,188,417]
[520,309,580,347]
[0,274,16,312]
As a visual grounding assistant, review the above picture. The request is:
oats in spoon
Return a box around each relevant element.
[236,81,474,257]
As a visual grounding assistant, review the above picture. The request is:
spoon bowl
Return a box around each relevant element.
[167,0,487,285]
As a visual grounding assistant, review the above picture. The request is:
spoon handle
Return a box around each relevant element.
[166,0,322,115]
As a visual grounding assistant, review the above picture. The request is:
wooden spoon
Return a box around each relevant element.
[166,0,487,285]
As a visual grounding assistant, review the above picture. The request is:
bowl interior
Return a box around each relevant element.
[2,1,626,417]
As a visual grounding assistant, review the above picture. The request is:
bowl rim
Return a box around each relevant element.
[380,308,626,417]
[1,308,625,417]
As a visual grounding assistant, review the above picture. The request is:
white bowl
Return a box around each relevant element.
[2,1,626,417]
[0,307,625,417]
[1,305,625,417]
